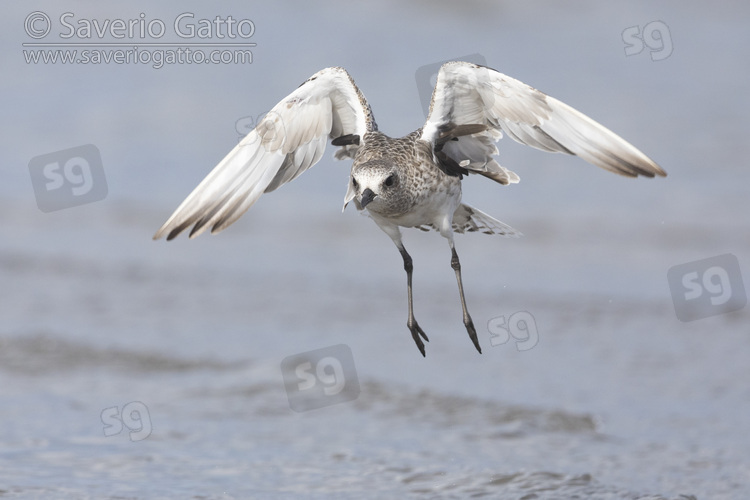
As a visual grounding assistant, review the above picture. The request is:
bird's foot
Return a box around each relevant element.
[464,317,482,354]
[408,319,429,357]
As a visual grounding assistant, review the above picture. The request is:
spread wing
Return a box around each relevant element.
[154,67,376,240]
[419,61,666,184]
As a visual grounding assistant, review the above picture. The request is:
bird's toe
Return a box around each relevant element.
[408,321,429,357]
[464,319,482,354]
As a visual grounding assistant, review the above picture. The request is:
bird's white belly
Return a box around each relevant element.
[386,181,460,229]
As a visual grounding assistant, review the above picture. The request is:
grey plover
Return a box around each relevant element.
[154,61,666,356]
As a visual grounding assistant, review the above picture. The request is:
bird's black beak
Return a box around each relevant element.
[360,188,376,208]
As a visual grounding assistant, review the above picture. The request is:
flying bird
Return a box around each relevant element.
[154,61,666,356]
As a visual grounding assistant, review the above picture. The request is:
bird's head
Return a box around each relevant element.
[343,159,405,215]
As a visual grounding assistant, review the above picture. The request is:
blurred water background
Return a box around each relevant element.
[1,1,749,498]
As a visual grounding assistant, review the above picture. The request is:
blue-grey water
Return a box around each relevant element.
[2,1,749,498]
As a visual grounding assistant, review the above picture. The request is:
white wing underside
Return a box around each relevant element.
[420,61,666,183]
[153,67,374,240]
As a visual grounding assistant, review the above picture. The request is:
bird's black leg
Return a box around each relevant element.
[398,245,429,357]
[450,245,482,353]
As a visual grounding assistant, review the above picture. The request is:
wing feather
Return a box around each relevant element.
[154,67,375,240]
[420,61,665,182]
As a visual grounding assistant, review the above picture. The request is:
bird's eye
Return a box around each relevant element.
[384,174,395,187]
[352,178,359,188]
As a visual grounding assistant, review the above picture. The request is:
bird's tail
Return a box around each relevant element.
[415,204,520,236]
[451,204,521,236]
